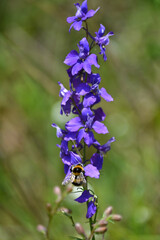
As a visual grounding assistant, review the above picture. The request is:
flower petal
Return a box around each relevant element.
[64,50,79,66]
[84,164,100,178]
[86,201,97,218]
[90,153,103,170]
[92,121,109,134]
[51,123,64,138]
[93,107,106,121]
[83,93,97,107]
[73,20,83,31]
[100,87,113,102]
[84,7,100,20]
[72,62,83,75]
[87,54,100,68]
[83,131,94,146]
[75,190,93,203]
[66,117,83,132]
[75,82,91,96]
[67,16,76,23]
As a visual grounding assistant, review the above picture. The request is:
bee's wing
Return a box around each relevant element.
[62,172,75,186]
[80,172,86,184]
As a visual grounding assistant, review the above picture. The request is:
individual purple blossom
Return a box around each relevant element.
[75,190,97,218]
[64,37,100,75]
[95,24,114,61]
[65,107,108,146]
[67,0,99,32]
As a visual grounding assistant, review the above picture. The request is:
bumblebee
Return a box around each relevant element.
[62,164,86,186]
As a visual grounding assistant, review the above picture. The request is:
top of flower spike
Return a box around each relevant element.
[67,0,100,32]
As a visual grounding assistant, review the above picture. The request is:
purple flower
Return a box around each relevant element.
[86,200,97,218]
[64,38,100,75]
[75,190,97,218]
[95,24,114,61]
[58,82,80,115]
[94,137,116,154]
[65,108,108,146]
[75,190,93,203]
[67,0,99,32]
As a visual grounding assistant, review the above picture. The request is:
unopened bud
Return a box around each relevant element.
[111,214,122,221]
[66,183,73,193]
[53,186,62,203]
[53,186,61,196]
[104,206,113,216]
[75,223,86,237]
[60,207,72,215]
[46,203,52,213]
[95,226,107,234]
[37,224,46,234]
[98,219,108,227]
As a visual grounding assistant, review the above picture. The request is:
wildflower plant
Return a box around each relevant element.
[38,1,121,239]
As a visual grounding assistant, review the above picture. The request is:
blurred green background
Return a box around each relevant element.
[0,0,160,239]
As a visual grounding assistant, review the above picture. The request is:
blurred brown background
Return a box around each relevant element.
[0,0,160,239]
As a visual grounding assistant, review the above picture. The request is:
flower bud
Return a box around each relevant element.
[37,224,46,234]
[46,203,52,213]
[53,186,62,203]
[60,207,72,215]
[53,186,61,196]
[95,226,107,234]
[104,206,113,216]
[98,219,108,227]
[75,223,86,237]
[66,183,73,193]
[111,214,122,221]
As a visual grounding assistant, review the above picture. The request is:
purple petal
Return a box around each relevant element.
[75,190,93,203]
[62,154,71,165]
[98,137,116,153]
[83,93,97,107]
[98,24,105,37]
[58,82,68,97]
[72,62,83,75]
[66,117,83,132]
[86,54,100,68]
[92,121,109,134]
[86,201,97,218]
[90,153,103,170]
[51,123,64,138]
[84,164,100,178]
[64,164,70,174]
[81,107,93,122]
[79,37,90,54]
[75,83,91,96]
[77,128,85,143]
[64,132,77,141]
[83,60,91,74]
[73,20,83,31]
[81,0,88,14]
[100,88,113,101]
[93,107,106,121]
[64,50,79,66]
[83,131,94,146]
[67,16,76,23]
[70,151,82,165]
[84,8,100,20]
[61,140,68,155]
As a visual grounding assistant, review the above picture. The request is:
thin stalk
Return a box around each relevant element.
[85,21,89,40]
[45,190,68,240]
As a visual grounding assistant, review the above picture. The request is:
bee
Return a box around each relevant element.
[62,164,86,186]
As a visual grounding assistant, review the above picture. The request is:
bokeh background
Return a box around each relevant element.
[0,0,160,239]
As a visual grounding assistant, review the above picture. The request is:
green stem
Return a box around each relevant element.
[45,190,68,240]
[85,21,89,40]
